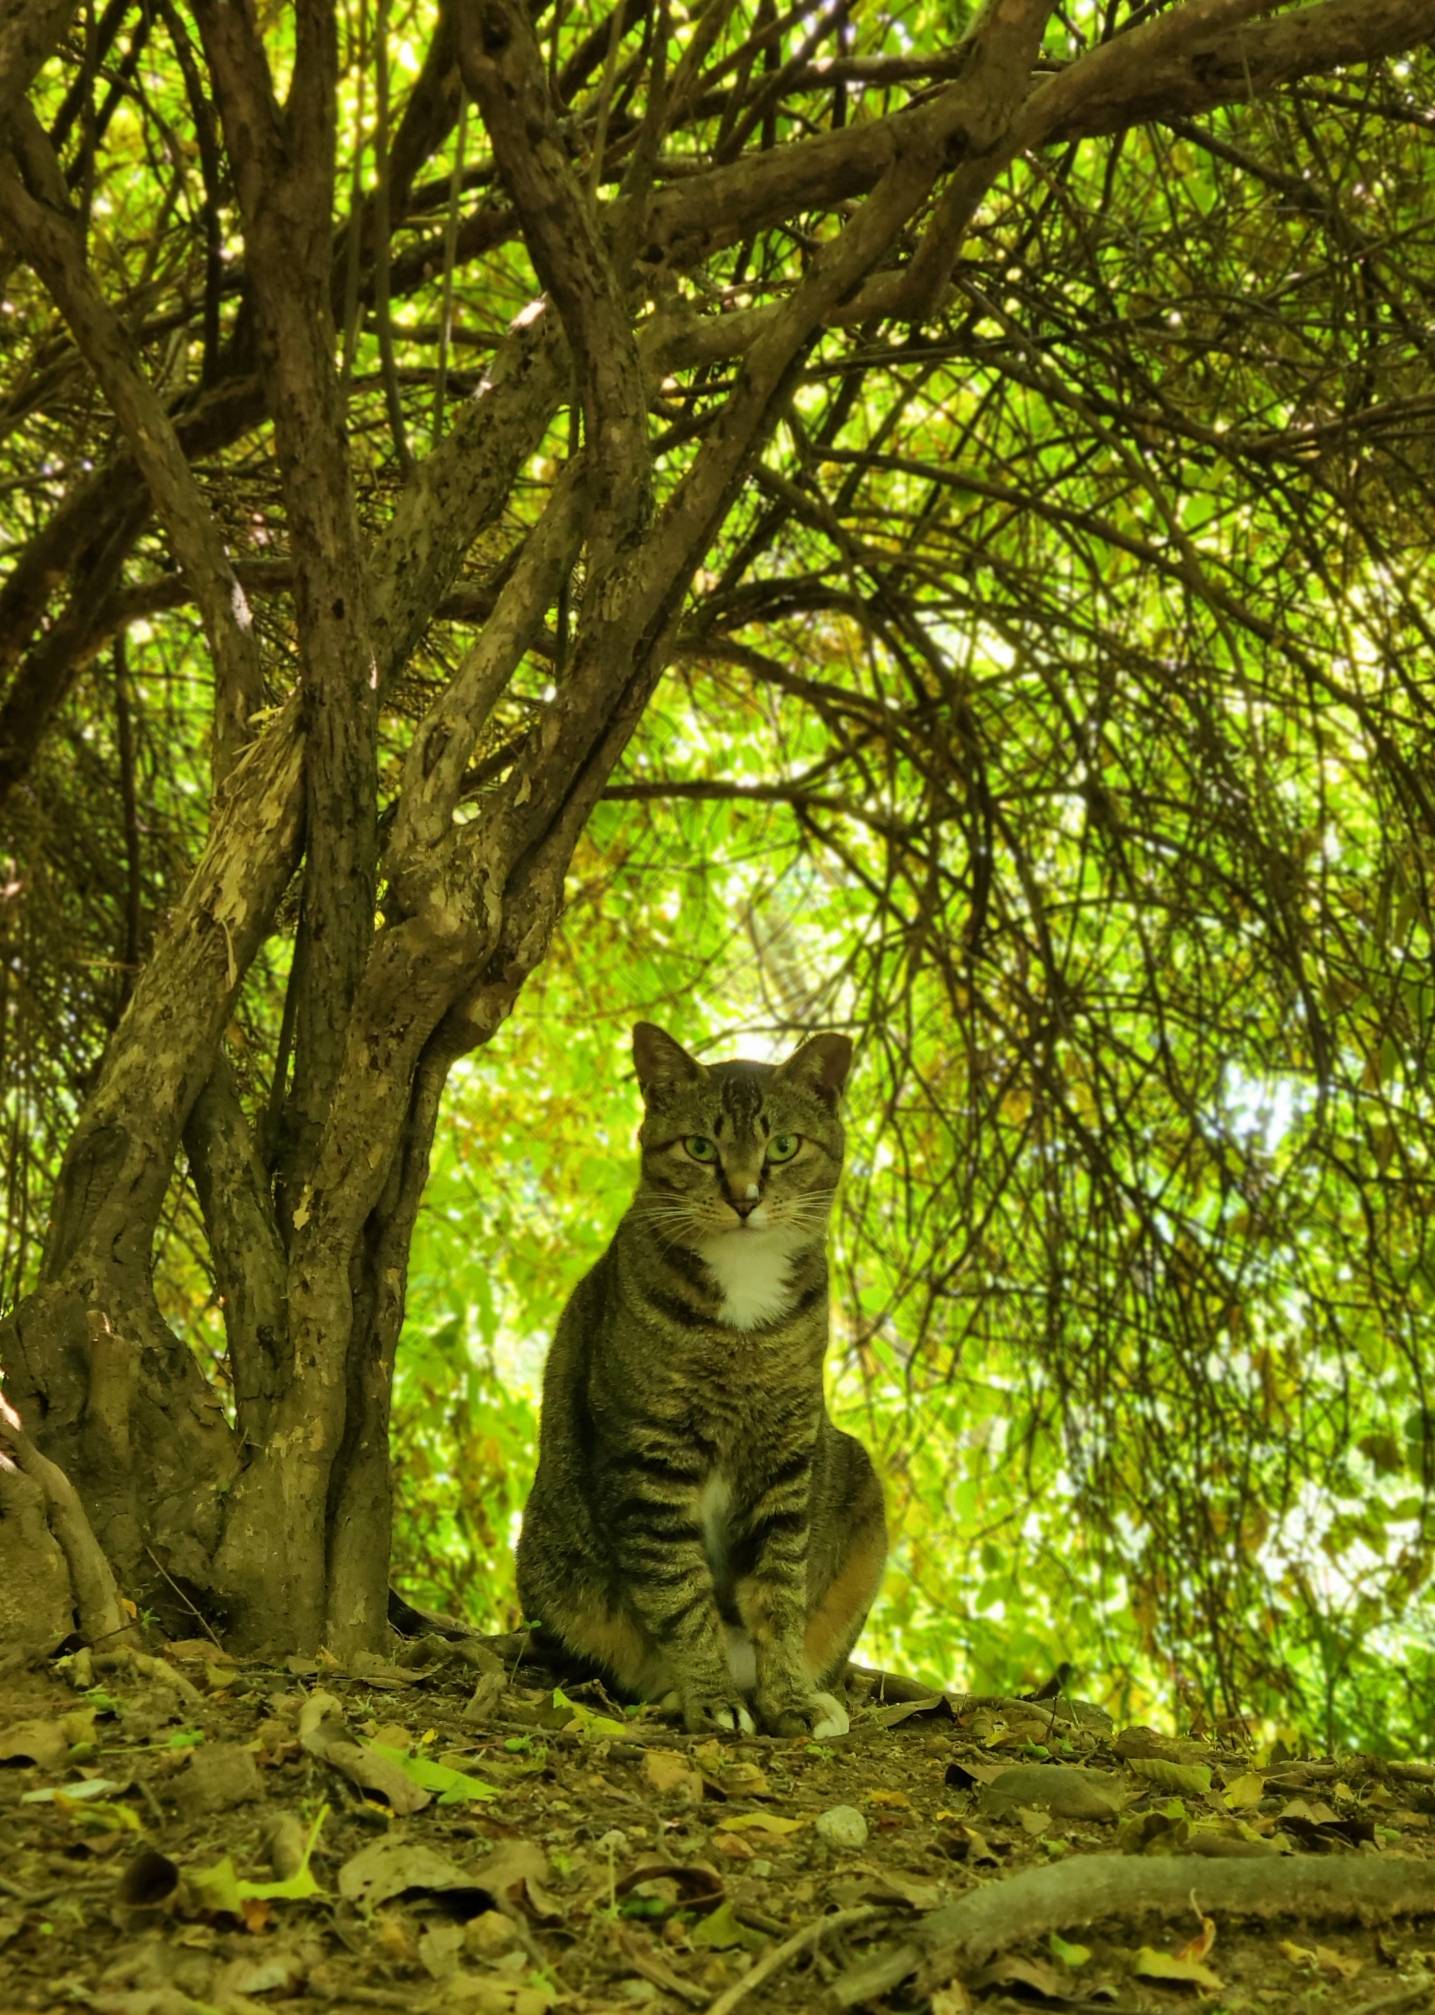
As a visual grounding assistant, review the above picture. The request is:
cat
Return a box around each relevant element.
[515,1021,886,1737]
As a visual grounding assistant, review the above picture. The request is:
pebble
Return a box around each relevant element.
[814,1804,868,1849]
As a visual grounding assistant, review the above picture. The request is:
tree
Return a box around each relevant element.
[2,0,1433,1678]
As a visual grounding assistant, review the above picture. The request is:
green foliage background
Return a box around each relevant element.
[3,1,1434,1753]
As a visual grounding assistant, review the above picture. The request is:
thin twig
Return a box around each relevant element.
[144,1543,223,1646]
[431,79,467,445]
[703,1905,885,2015]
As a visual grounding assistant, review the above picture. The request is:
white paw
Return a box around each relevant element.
[811,1692,849,1739]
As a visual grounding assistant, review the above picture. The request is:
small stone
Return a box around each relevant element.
[814,1804,868,1849]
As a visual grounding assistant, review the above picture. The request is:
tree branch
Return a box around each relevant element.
[0,121,265,780]
[1041,0,1435,143]
[0,0,75,140]
[196,0,379,1204]
[389,462,591,868]
[632,0,1435,282]
[454,0,652,569]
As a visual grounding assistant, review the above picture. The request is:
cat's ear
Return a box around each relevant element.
[778,1032,853,1107]
[632,1022,704,1099]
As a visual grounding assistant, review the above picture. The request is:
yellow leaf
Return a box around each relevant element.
[1223,1771,1266,1809]
[1134,1947,1223,1990]
[716,1811,805,1834]
[721,1761,770,1795]
[644,1749,701,1799]
[1127,1756,1213,1797]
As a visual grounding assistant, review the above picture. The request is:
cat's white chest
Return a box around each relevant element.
[699,1229,795,1329]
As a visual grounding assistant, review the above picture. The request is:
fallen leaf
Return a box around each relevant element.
[553,1686,630,1740]
[1133,1945,1223,1990]
[1118,1809,1191,1855]
[472,1838,549,1906]
[419,1920,467,1980]
[1174,1914,1216,1962]
[938,1822,998,1864]
[1049,1932,1092,1968]
[973,1954,1078,2000]
[868,1694,952,1729]
[165,1638,233,1664]
[117,1844,181,1907]
[644,1748,703,1799]
[298,1692,429,1814]
[1127,1756,1214,1798]
[1313,1943,1364,1979]
[183,1805,326,1919]
[0,1720,71,1767]
[187,1850,322,1918]
[845,1866,944,1910]
[1113,1727,1213,1766]
[21,1774,130,1803]
[1278,1796,1338,1825]
[720,1761,770,1796]
[717,1811,805,1834]
[614,1858,723,1913]
[692,1899,766,1952]
[981,1763,1126,1821]
[214,1946,309,1997]
[1277,1805,1377,1849]
[365,1741,498,1803]
[339,1837,488,1910]
[1280,1938,1363,1979]
[1222,1771,1266,1809]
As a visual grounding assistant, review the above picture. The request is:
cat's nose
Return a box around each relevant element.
[730,1196,759,1219]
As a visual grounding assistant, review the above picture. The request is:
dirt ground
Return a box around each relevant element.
[2,1633,1434,2015]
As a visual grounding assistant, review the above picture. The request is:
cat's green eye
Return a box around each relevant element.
[767,1133,800,1163]
[685,1135,718,1162]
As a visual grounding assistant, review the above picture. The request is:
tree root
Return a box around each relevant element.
[828,1852,1435,2006]
[0,1391,134,1649]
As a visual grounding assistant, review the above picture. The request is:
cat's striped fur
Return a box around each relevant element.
[516,1023,886,1737]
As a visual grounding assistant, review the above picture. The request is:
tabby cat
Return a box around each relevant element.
[516,1022,886,1737]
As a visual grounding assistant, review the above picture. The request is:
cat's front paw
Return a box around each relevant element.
[755,1688,850,1739]
[678,1688,756,1735]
